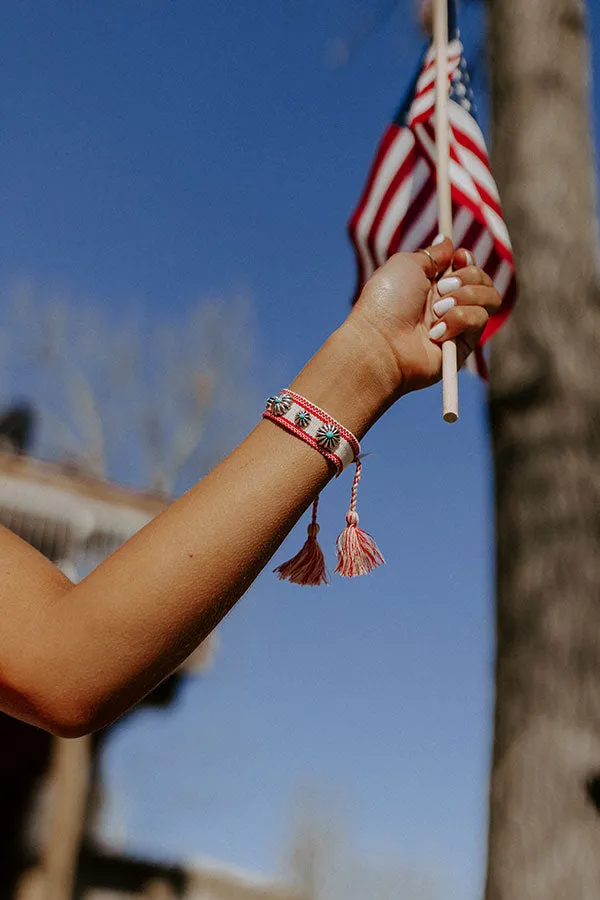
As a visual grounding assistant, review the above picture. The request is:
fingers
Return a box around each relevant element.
[452,248,476,270]
[432,261,501,318]
[426,250,498,366]
[427,305,489,355]
[413,235,454,280]
[439,265,494,291]
[432,284,501,318]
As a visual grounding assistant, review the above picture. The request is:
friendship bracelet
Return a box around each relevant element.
[263,389,360,475]
[262,390,384,585]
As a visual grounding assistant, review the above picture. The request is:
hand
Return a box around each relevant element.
[347,237,502,397]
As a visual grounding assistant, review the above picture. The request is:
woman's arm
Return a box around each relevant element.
[0,240,499,735]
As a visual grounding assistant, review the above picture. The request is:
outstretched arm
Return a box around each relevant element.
[0,240,499,735]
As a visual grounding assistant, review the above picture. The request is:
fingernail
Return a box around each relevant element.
[433,296,456,317]
[465,251,475,265]
[438,276,461,295]
[429,322,447,341]
[432,234,447,246]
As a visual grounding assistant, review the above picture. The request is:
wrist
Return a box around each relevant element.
[289,319,400,440]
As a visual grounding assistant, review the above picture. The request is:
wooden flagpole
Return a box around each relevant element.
[433,0,458,423]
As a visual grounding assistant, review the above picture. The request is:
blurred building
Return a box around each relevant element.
[19,853,305,900]
[73,856,305,899]
[0,408,300,900]
[0,443,167,572]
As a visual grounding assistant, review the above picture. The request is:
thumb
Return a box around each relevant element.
[414,235,454,280]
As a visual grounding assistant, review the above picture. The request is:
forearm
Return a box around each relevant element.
[14,321,393,735]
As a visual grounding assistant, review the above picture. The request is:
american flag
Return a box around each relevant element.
[348,1,516,373]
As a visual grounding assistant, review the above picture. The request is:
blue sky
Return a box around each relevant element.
[1,2,598,898]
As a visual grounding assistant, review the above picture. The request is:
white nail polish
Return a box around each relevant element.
[432,234,447,246]
[433,296,456,317]
[429,321,447,341]
[438,276,461,295]
[465,251,475,265]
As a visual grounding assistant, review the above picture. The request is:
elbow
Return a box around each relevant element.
[0,665,107,738]
[0,637,126,738]
[30,668,105,737]
[2,647,137,737]
[33,693,101,739]
[0,685,100,738]
[46,708,98,739]
[40,680,129,737]
[39,683,131,738]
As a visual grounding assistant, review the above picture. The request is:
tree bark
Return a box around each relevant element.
[40,737,91,900]
[486,0,600,897]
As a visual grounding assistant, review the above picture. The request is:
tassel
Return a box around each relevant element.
[335,459,384,577]
[274,497,329,586]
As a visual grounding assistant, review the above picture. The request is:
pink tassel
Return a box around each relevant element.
[335,510,385,577]
[334,459,384,578]
[274,497,329,586]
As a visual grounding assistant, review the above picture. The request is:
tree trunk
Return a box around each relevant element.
[486,0,600,897]
[40,737,91,900]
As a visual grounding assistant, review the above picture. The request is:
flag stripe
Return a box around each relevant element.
[396,191,438,253]
[353,130,415,248]
[367,148,422,262]
[375,160,431,264]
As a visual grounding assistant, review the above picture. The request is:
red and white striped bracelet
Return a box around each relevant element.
[263,390,384,585]
[263,388,360,475]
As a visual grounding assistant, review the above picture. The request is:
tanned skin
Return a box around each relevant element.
[0,240,499,736]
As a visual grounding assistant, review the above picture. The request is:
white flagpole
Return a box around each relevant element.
[433,0,458,423]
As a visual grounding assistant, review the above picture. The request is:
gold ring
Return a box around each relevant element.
[417,248,439,279]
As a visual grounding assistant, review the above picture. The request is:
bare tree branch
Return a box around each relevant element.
[0,284,258,495]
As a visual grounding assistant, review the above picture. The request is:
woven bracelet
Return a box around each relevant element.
[263,390,384,585]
